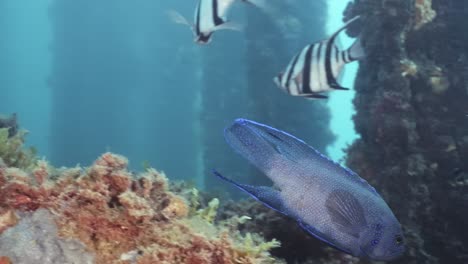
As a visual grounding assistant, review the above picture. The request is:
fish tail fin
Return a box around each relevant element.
[166,9,191,28]
[346,36,365,61]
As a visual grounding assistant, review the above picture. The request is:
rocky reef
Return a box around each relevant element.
[0,129,283,264]
[343,0,468,263]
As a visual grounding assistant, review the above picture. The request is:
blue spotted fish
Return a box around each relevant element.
[213,119,405,261]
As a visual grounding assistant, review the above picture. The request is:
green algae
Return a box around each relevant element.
[0,128,36,169]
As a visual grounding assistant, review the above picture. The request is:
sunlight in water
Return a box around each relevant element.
[326,0,360,162]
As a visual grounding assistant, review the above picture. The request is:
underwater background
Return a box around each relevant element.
[1,0,468,263]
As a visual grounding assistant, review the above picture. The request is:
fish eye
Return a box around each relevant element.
[395,235,403,245]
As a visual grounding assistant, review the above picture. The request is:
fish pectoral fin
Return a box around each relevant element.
[298,222,353,255]
[212,170,290,216]
[166,10,192,28]
[325,189,367,238]
[212,21,244,32]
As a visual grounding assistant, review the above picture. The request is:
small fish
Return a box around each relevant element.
[213,119,405,261]
[274,16,365,99]
[168,0,267,45]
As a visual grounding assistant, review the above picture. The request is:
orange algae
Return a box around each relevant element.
[0,152,281,264]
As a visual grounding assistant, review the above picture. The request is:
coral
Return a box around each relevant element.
[400,59,418,78]
[414,0,436,30]
[0,152,282,264]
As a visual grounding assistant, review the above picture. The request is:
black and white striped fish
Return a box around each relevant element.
[168,0,268,45]
[274,16,365,99]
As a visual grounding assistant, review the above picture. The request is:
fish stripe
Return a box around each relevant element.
[310,43,320,92]
[302,44,314,94]
[334,46,340,64]
[325,36,340,89]
[212,0,224,26]
[316,42,326,92]
[284,53,301,94]
[341,50,347,64]
[195,2,201,35]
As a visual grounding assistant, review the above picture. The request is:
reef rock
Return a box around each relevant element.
[345,0,468,263]
[0,152,283,264]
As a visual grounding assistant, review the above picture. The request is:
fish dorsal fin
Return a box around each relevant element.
[325,189,367,238]
[212,170,292,216]
[229,119,379,197]
[328,16,360,46]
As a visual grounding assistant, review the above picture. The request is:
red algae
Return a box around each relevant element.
[0,152,281,264]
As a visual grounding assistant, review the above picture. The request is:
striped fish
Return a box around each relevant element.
[274,16,364,99]
[168,0,268,45]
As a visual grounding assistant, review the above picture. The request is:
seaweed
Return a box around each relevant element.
[0,128,36,169]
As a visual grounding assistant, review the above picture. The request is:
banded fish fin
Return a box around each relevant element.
[166,10,192,27]
[325,189,367,238]
[346,37,365,61]
[212,21,244,32]
[329,16,361,45]
[299,221,353,255]
[212,170,291,216]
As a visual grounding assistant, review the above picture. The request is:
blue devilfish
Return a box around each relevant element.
[213,119,405,261]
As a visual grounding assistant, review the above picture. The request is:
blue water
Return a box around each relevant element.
[0,0,356,189]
